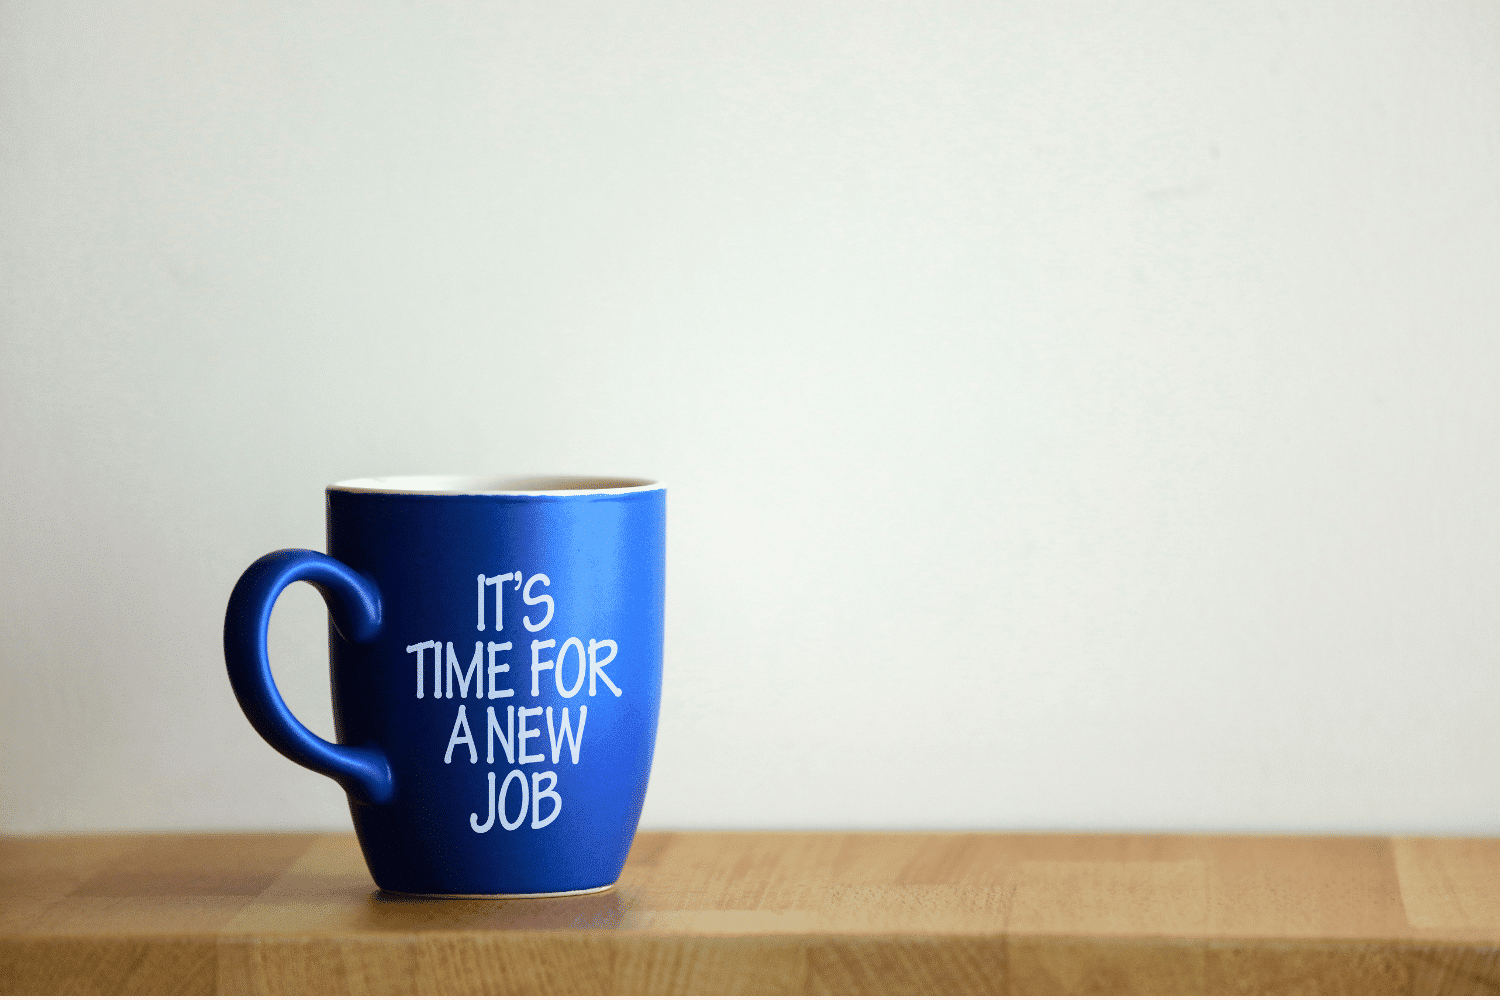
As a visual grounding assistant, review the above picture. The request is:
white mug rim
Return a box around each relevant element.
[328,475,663,497]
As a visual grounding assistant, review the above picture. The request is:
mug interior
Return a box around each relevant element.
[329,475,661,496]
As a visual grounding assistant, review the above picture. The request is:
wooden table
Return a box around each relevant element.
[2,831,1499,994]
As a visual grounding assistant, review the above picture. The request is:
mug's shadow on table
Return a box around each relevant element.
[366,889,630,931]
[3,830,1500,993]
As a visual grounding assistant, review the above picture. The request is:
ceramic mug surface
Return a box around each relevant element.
[223,475,665,896]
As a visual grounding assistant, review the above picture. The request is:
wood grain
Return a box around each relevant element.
[3,832,1499,993]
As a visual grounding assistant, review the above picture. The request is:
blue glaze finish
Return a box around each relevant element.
[224,483,665,897]
[223,549,394,805]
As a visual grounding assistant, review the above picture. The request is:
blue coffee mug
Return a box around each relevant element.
[223,475,665,897]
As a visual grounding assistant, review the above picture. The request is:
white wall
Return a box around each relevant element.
[3,1,1499,834]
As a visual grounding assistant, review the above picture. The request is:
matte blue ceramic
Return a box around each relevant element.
[223,475,665,897]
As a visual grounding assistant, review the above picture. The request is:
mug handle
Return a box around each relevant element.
[224,548,395,804]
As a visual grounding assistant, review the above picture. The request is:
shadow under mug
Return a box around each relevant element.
[223,475,665,897]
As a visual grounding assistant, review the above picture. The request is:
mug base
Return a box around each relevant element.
[381,882,615,900]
